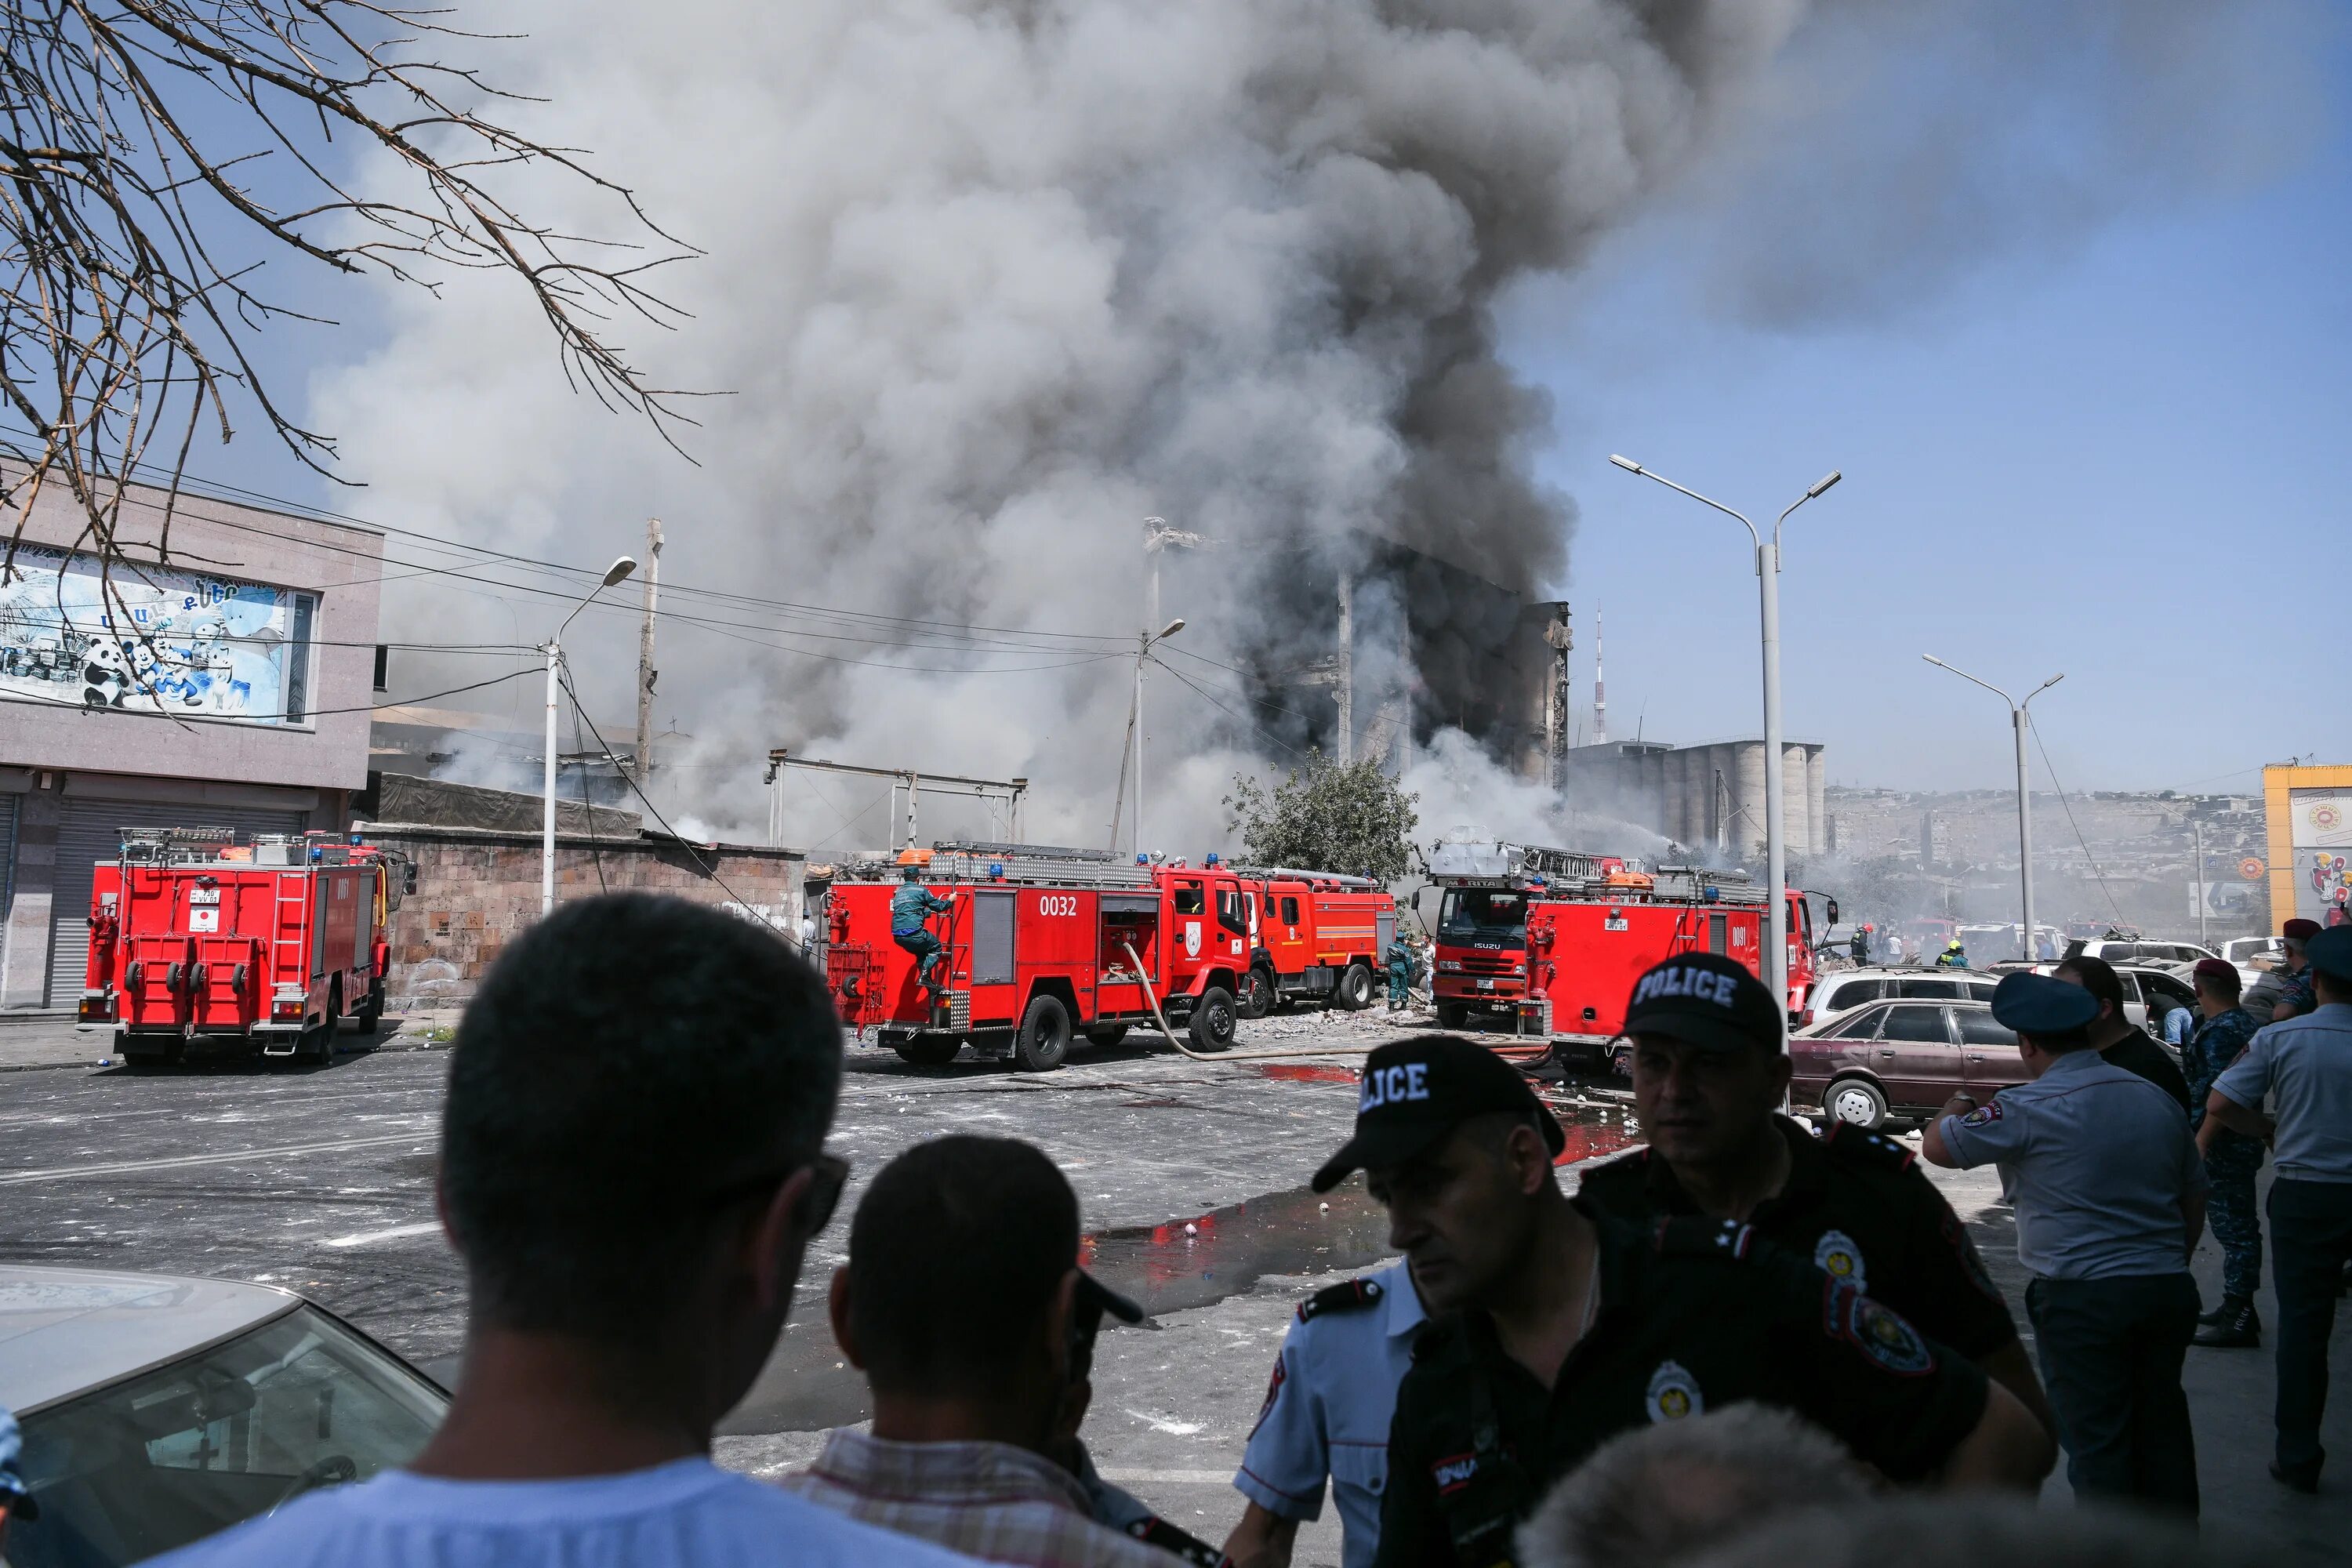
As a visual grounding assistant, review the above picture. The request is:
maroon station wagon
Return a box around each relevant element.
[1790,999,2031,1133]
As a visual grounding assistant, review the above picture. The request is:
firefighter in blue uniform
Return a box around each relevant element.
[1936,938,1968,969]
[2182,957,2266,1349]
[891,865,953,989]
[1385,931,1417,1013]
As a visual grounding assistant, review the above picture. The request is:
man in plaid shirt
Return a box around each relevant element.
[782,1137,1189,1567]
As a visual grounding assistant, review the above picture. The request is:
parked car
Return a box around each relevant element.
[1,1263,447,1567]
[2063,936,2221,967]
[1791,997,2024,1133]
[1798,967,2002,1030]
[2020,960,2198,1036]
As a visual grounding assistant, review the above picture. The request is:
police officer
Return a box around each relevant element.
[1937,938,1968,969]
[2050,954,2193,1113]
[2245,917,2321,1023]
[1385,931,1416,1013]
[2201,924,2352,1493]
[1578,953,2052,1437]
[891,864,953,989]
[1922,972,2206,1515]
[1224,1260,1424,1568]
[1325,1034,2049,1568]
[2180,958,2265,1349]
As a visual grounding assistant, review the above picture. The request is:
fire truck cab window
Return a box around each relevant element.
[1174,882,1205,916]
[1280,896,1301,925]
[1216,887,1246,935]
[1439,888,1526,941]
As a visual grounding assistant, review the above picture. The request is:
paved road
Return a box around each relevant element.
[2,1019,2346,1564]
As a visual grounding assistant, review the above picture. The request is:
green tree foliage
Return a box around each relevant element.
[1224,751,1418,884]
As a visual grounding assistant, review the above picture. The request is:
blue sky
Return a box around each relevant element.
[1505,16,2350,796]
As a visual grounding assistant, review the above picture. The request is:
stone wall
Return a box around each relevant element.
[360,825,804,1010]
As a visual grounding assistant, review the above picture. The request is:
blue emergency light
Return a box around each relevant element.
[989,863,1005,880]
[1204,852,1220,867]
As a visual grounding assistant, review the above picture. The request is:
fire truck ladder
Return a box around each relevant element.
[921,842,1155,890]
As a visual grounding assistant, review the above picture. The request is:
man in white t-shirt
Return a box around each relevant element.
[145,893,973,1568]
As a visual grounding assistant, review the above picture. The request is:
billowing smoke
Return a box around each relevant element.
[321,0,1809,851]
[315,0,2316,855]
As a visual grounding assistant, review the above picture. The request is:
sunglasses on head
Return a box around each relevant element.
[705,1151,850,1234]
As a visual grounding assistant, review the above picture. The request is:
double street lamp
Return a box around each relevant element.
[1609,456,1841,1018]
[543,555,638,916]
[1922,657,2063,961]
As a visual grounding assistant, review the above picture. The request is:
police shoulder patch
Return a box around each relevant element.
[1822,1121,1918,1173]
[1958,1102,2002,1128]
[1298,1276,1384,1323]
[1829,1283,1936,1376]
[1248,1353,1287,1438]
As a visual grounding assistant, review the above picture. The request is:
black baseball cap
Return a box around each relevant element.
[1312,1036,1564,1192]
[2305,925,2352,985]
[1622,953,1783,1054]
[1076,1270,1145,1325]
[1991,971,2100,1036]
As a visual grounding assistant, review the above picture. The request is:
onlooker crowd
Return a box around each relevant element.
[68,893,2339,1568]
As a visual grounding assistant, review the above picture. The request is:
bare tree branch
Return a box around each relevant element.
[1,0,698,583]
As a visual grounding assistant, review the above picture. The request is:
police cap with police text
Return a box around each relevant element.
[1621,953,1783,1054]
[1311,1035,1564,1192]
[1989,971,2100,1037]
[2307,925,2352,985]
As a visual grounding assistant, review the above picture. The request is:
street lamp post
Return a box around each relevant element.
[1132,617,1185,856]
[1922,657,2062,962]
[1610,456,1841,1022]
[543,555,638,916]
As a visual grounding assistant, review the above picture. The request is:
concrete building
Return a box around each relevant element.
[1563,736,1829,858]
[0,478,383,1009]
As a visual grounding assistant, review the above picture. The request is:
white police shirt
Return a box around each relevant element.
[1937,1048,2205,1280]
[1234,1258,1424,1568]
[2212,1001,2352,1182]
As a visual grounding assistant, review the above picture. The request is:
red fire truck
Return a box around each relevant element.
[822,844,1396,1070]
[81,828,412,1068]
[1234,867,1394,1018]
[1419,838,1834,1063]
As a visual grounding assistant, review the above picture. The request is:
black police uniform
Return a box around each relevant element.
[1373,1199,1991,1568]
[1577,1114,2019,1366]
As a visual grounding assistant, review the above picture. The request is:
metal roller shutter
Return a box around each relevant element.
[0,793,16,923]
[46,799,307,1006]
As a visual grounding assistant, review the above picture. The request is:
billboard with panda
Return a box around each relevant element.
[0,543,317,725]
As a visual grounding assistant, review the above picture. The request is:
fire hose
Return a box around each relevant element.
[1117,941,1552,1065]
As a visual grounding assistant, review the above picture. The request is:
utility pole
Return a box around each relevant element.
[1336,570,1354,765]
[2195,818,2209,948]
[633,518,662,783]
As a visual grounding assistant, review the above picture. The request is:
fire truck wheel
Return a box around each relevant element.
[1239,968,1276,1020]
[1189,986,1239,1052]
[309,994,341,1065]
[1333,963,1374,1011]
[1084,1025,1130,1049]
[353,980,385,1036]
[1434,1002,1470,1030]
[1015,994,1074,1071]
[1825,1076,1888,1132]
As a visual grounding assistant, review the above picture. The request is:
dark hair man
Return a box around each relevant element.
[1329,1033,2049,1568]
[1923,972,2206,1515]
[1514,1405,1870,1568]
[2245,917,2321,1022]
[1578,953,2052,1437]
[784,1135,1175,1567]
[147,893,962,1568]
[2051,954,2192,1112]
[2183,959,2266,1349]
[2201,924,2352,1493]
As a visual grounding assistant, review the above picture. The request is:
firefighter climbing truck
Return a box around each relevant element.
[1420,838,1835,1069]
[81,828,413,1066]
[823,844,1395,1069]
